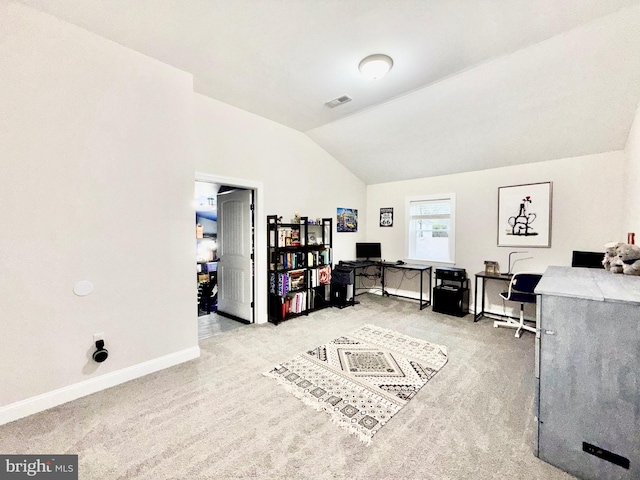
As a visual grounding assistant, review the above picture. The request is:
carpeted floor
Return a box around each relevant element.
[0,294,576,479]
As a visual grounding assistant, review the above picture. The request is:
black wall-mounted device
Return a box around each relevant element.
[92,340,109,363]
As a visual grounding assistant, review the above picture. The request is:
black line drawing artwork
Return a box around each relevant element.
[507,195,538,236]
[498,182,551,247]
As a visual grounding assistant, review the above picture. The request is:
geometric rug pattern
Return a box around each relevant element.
[263,324,448,443]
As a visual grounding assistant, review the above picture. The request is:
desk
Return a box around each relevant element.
[338,261,432,310]
[473,271,512,322]
[380,263,432,310]
[340,260,376,270]
[338,261,377,298]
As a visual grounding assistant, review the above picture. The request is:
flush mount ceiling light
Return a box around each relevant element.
[358,54,393,80]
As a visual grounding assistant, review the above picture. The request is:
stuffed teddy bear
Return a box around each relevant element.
[603,242,624,273]
[617,243,640,276]
[603,242,623,273]
[610,256,625,274]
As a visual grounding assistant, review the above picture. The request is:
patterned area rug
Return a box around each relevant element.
[263,324,448,443]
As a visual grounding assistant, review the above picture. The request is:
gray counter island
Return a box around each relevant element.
[534,266,640,480]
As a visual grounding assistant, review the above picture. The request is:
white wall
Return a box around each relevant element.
[366,151,625,311]
[193,94,367,322]
[0,2,197,419]
[623,102,640,237]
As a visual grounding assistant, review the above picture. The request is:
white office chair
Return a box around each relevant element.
[494,272,542,338]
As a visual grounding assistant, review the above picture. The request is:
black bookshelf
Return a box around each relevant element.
[267,215,333,324]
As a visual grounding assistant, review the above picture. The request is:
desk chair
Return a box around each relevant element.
[494,272,542,338]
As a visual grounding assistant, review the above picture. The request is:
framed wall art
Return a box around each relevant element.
[380,207,393,227]
[497,182,552,247]
[337,207,358,233]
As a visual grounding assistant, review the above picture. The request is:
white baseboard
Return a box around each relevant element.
[0,346,200,426]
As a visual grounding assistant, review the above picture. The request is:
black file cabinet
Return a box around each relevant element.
[433,267,469,317]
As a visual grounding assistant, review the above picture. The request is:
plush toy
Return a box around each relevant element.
[617,243,640,276]
[610,255,624,274]
[603,242,623,273]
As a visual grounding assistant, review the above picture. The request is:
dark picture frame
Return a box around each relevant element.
[380,207,393,227]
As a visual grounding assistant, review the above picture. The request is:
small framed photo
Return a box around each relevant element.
[380,207,393,227]
[497,182,552,247]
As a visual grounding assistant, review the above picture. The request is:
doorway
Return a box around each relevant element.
[195,178,256,340]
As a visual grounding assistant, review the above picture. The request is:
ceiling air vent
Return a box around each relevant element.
[325,95,352,108]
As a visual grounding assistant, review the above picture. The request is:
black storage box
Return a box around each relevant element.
[433,267,468,316]
[432,285,469,317]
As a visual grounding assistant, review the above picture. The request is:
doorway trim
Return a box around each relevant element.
[195,172,267,324]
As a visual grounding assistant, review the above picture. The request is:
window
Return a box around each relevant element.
[406,194,456,263]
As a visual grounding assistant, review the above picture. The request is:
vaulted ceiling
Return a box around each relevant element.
[18,0,640,184]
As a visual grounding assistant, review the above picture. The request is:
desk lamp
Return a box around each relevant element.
[508,251,529,275]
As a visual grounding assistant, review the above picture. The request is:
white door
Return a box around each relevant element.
[217,189,253,322]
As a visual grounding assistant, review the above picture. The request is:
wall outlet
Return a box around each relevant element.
[93,332,105,343]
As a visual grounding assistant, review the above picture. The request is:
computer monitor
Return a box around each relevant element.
[356,242,381,260]
[571,251,604,269]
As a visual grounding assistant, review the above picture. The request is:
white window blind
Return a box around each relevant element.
[406,194,456,263]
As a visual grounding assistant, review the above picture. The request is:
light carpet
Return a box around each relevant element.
[264,324,448,443]
[0,294,578,479]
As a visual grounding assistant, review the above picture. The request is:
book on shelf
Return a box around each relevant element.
[280,290,307,316]
[318,265,331,285]
[269,272,290,296]
[307,252,314,267]
[278,273,289,296]
[296,292,303,312]
[307,250,330,268]
[278,228,291,246]
[290,228,300,246]
[269,272,276,294]
[270,270,307,296]
[279,251,305,270]
[309,268,319,288]
[289,270,306,290]
[308,289,315,310]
